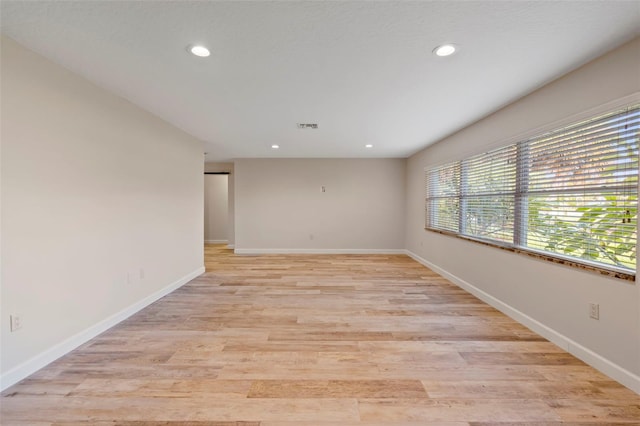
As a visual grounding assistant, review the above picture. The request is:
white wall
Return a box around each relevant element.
[204,174,229,242]
[0,37,205,387]
[405,37,640,388]
[235,158,405,252]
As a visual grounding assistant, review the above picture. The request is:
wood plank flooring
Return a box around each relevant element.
[1,244,639,424]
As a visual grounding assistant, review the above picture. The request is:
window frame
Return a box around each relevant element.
[424,99,639,282]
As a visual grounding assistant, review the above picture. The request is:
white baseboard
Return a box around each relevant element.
[234,248,406,255]
[226,244,235,249]
[0,266,205,391]
[404,250,640,394]
[205,239,228,244]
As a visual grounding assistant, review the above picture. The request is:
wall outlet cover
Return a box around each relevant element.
[589,303,600,320]
[10,315,22,332]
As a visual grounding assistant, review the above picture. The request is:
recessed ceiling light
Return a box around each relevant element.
[189,45,210,57]
[365,144,373,148]
[433,44,457,57]
[271,144,280,149]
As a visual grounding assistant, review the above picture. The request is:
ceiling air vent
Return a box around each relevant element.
[297,123,318,129]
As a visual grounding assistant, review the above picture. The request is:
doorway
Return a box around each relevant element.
[204,173,229,244]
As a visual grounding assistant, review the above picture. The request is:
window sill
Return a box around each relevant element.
[424,227,636,282]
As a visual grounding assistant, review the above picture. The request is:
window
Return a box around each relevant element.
[425,104,639,279]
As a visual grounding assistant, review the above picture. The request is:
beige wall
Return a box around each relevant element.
[1,37,204,384]
[204,174,229,242]
[405,38,640,380]
[235,158,405,251]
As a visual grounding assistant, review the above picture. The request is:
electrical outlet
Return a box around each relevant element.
[139,268,145,280]
[10,315,22,332]
[589,303,600,320]
[309,234,314,240]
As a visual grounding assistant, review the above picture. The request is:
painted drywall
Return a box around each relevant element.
[0,36,204,385]
[204,174,229,242]
[205,162,235,247]
[235,159,405,251]
[405,37,640,380]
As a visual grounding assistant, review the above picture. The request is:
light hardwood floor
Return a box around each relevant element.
[1,244,639,424]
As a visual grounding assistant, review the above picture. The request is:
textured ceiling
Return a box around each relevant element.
[1,1,639,161]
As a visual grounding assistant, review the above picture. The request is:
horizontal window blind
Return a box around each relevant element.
[426,162,460,232]
[463,144,517,243]
[521,106,639,271]
[425,103,639,277]
[425,162,460,232]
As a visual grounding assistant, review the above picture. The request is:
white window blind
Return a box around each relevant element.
[462,144,517,243]
[521,106,639,271]
[425,104,639,276]
[425,162,460,232]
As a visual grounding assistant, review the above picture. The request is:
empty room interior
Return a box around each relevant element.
[2,1,640,423]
